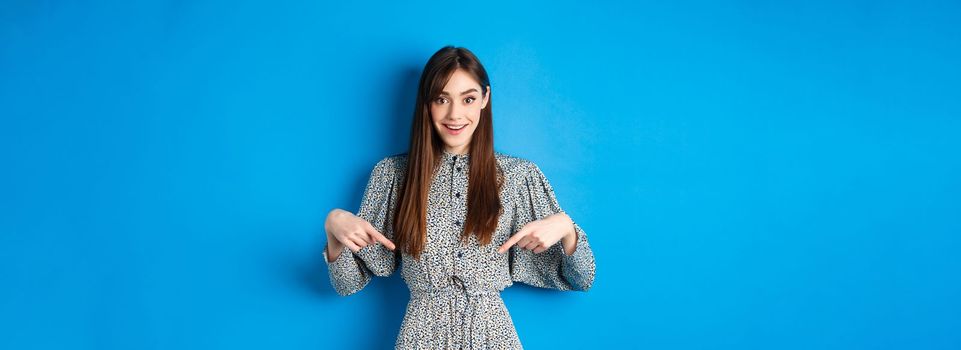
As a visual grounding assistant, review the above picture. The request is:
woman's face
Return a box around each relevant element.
[430,68,490,155]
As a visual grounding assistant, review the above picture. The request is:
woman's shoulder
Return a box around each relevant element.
[373,152,409,174]
[495,151,540,178]
[494,151,534,173]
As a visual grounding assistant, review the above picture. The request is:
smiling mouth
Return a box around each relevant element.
[443,124,467,130]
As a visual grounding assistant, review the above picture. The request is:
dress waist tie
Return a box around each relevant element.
[409,276,499,349]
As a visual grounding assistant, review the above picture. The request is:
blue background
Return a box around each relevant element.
[2,1,960,349]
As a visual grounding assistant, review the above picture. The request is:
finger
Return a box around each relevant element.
[498,229,530,254]
[533,245,549,254]
[333,232,360,248]
[365,222,396,250]
[345,240,362,253]
[351,230,372,245]
[497,235,521,254]
[370,232,396,250]
[362,220,381,240]
[520,233,543,249]
[522,238,540,251]
[515,236,532,250]
[348,235,370,249]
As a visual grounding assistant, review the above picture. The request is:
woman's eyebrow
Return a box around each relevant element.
[439,88,479,96]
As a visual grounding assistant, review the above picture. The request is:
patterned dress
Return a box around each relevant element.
[323,150,596,349]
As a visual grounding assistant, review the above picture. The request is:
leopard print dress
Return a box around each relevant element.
[323,150,596,349]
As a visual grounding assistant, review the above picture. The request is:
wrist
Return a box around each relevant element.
[558,213,576,250]
[563,229,576,245]
[325,240,344,262]
[559,212,575,235]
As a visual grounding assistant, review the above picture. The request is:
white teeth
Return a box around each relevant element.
[445,124,466,130]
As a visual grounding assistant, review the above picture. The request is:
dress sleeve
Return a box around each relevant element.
[509,162,596,291]
[323,157,401,296]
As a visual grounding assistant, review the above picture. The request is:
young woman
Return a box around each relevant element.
[323,46,596,349]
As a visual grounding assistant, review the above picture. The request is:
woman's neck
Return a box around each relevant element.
[443,147,469,156]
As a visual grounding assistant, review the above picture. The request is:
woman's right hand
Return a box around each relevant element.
[325,209,396,261]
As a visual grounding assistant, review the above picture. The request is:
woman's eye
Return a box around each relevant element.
[435,97,447,104]
[465,97,475,104]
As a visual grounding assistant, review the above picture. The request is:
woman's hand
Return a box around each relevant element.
[325,209,395,261]
[497,212,577,255]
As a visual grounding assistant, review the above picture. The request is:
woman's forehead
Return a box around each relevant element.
[442,69,481,91]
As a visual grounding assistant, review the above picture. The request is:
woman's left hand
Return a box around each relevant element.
[497,212,576,255]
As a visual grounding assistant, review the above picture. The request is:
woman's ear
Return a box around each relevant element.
[482,85,491,109]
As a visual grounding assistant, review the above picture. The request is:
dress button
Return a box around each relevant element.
[456,167,461,171]
[454,220,461,226]
[455,192,460,198]
[457,252,463,258]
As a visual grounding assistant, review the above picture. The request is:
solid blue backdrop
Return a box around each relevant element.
[2,0,959,349]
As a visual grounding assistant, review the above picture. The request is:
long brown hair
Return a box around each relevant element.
[393,46,503,260]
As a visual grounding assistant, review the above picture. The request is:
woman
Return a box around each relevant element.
[323,46,596,349]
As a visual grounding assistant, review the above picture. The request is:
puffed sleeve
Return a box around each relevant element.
[323,157,401,296]
[508,161,596,291]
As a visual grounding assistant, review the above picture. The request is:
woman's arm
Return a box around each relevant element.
[501,161,596,291]
[322,157,401,296]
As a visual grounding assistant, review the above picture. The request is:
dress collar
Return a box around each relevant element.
[442,149,470,161]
